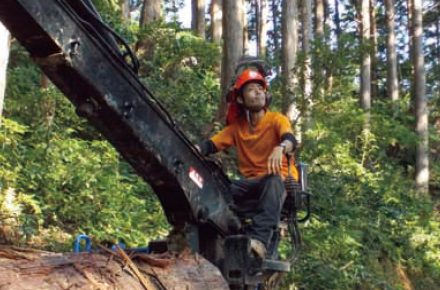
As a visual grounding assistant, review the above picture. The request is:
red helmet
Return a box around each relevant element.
[234,69,268,91]
[226,69,269,125]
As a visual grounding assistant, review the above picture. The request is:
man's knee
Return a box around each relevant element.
[260,174,285,200]
[262,174,283,187]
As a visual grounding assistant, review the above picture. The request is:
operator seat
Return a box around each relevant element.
[229,163,307,259]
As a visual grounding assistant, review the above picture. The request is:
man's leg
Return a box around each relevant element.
[248,174,285,248]
[229,175,284,258]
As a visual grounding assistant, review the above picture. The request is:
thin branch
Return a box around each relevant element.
[116,244,155,290]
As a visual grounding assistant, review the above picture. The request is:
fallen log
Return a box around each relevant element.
[0,245,229,290]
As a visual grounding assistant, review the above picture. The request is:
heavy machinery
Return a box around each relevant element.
[0,1,311,289]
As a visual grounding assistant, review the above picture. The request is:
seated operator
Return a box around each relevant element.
[197,69,298,259]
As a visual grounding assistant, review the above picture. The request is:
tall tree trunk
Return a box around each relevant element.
[0,23,9,128]
[370,0,378,100]
[359,0,371,168]
[272,0,280,67]
[258,0,268,58]
[192,0,206,38]
[315,0,324,39]
[137,0,162,63]
[323,0,330,44]
[119,0,130,20]
[302,0,313,131]
[254,0,260,55]
[315,0,325,99]
[211,0,223,42]
[360,0,371,114]
[385,0,399,101]
[192,0,196,30]
[413,0,429,195]
[281,0,298,120]
[324,0,333,95]
[215,0,244,122]
[408,0,415,86]
[334,0,341,45]
[139,0,161,25]
[437,3,440,68]
[198,0,206,38]
[243,0,249,55]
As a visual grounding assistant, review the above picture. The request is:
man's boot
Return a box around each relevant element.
[250,238,266,259]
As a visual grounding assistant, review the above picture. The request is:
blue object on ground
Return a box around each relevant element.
[74,234,92,253]
[73,234,149,253]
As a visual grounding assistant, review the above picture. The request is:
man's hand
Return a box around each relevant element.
[267,146,284,174]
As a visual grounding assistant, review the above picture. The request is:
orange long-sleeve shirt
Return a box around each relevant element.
[211,112,298,180]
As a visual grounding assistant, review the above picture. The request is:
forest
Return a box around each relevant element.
[0,0,439,289]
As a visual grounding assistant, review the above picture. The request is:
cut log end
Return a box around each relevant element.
[0,245,229,290]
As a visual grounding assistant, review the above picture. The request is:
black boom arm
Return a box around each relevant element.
[0,0,238,235]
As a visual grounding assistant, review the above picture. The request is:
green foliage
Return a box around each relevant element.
[138,24,222,141]
[1,41,169,251]
[277,82,440,289]
[14,138,167,243]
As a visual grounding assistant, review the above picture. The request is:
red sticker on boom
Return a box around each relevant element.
[189,167,203,189]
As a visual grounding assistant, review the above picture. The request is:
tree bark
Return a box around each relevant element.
[324,0,333,95]
[385,0,399,101]
[437,3,440,68]
[281,0,298,121]
[243,0,249,55]
[198,0,206,38]
[215,0,244,123]
[413,0,429,195]
[211,0,223,42]
[258,0,268,58]
[408,0,415,84]
[271,0,280,66]
[192,0,206,38]
[0,22,9,129]
[0,245,228,290]
[370,0,378,100]
[139,0,161,26]
[315,0,324,40]
[254,0,260,54]
[360,0,371,113]
[119,0,130,20]
[315,0,325,99]
[302,0,313,131]
[334,0,341,45]
[137,0,162,61]
[324,0,330,44]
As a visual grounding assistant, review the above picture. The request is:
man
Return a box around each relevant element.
[198,69,298,259]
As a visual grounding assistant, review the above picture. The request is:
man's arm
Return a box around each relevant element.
[196,140,218,156]
[267,136,296,175]
[196,125,235,156]
[267,116,297,174]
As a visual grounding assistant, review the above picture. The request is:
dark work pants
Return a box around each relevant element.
[230,174,285,248]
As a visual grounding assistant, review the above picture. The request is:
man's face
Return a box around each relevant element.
[239,82,266,112]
